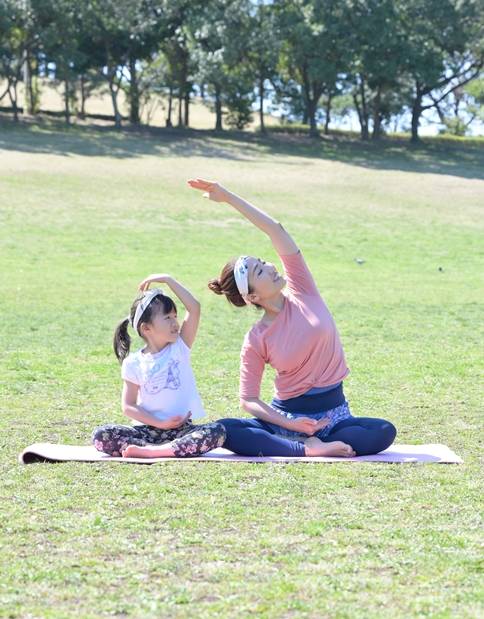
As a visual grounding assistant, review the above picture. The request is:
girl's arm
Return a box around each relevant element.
[188,179,299,257]
[122,380,192,429]
[241,397,331,435]
[139,274,201,349]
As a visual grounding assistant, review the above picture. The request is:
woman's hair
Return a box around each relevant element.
[113,292,177,364]
[208,258,261,310]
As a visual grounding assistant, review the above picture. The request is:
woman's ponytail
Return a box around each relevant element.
[208,277,224,296]
[113,317,131,363]
[207,258,248,308]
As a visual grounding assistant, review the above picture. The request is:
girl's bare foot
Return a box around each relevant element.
[304,437,356,457]
[122,444,175,459]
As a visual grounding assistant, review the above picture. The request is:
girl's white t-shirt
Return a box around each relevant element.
[121,336,206,425]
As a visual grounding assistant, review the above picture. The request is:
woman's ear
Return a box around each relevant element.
[246,293,259,305]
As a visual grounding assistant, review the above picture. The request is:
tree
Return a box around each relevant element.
[33,0,82,124]
[244,0,280,134]
[75,0,163,128]
[433,74,484,135]
[193,0,255,131]
[401,0,484,143]
[0,0,36,121]
[273,0,348,137]
[342,0,410,140]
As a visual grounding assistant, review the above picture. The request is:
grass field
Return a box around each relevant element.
[0,117,483,619]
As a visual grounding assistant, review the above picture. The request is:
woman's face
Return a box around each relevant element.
[246,257,286,302]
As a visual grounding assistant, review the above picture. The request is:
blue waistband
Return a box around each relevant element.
[271,382,345,414]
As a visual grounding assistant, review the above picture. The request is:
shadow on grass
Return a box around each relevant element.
[1,114,483,180]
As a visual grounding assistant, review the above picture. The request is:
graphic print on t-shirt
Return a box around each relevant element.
[144,360,181,394]
[163,361,181,390]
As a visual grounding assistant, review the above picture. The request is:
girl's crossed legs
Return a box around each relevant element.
[91,421,226,458]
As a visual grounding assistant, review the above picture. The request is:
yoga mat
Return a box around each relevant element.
[19,443,463,464]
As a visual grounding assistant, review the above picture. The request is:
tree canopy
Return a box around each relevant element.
[0,0,483,140]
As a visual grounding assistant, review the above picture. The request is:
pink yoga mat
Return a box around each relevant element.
[19,443,463,464]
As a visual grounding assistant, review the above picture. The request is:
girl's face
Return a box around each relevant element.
[141,310,179,350]
[246,256,286,303]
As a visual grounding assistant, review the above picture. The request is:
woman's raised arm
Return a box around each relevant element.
[188,179,299,256]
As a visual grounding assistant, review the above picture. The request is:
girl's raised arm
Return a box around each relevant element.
[188,178,299,257]
[138,274,201,349]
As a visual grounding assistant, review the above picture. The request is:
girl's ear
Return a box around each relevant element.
[246,293,260,305]
[139,322,151,337]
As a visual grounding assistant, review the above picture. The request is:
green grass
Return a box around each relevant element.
[1,118,483,619]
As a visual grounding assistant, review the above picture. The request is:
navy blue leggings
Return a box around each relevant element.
[218,417,396,457]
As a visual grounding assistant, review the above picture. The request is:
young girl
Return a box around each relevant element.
[91,273,226,458]
[188,178,396,458]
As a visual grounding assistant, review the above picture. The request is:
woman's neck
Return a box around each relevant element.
[260,292,285,326]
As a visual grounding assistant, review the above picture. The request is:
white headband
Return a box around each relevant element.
[131,288,164,332]
[234,256,251,305]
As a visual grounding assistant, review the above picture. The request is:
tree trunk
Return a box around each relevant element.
[308,101,319,137]
[200,83,205,99]
[177,63,187,127]
[215,83,223,131]
[24,49,35,116]
[166,85,173,127]
[411,84,422,144]
[301,70,321,137]
[371,86,382,140]
[324,91,332,136]
[353,89,369,141]
[129,57,140,124]
[28,62,35,114]
[23,50,32,114]
[64,80,70,125]
[184,90,189,127]
[110,82,122,128]
[80,74,86,120]
[9,81,19,122]
[177,96,183,127]
[105,46,122,128]
[259,75,265,134]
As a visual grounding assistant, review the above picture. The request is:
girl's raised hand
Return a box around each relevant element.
[139,273,170,291]
[187,178,229,203]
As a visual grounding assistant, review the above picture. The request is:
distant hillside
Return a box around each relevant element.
[0,78,280,131]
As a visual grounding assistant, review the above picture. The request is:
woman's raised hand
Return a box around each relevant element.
[187,178,229,203]
[138,273,170,291]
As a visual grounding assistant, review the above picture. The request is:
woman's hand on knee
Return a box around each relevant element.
[288,416,331,435]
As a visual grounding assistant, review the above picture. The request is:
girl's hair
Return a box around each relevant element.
[113,292,177,363]
[208,258,261,310]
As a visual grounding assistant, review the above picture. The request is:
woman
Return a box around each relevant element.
[188,178,396,458]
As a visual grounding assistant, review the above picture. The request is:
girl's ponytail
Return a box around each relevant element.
[113,317,131,363]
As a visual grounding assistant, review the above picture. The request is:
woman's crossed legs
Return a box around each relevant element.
[218,416,396,458]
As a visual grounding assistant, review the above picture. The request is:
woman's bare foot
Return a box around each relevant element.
[122,443,175,459]
[304,437,356,457]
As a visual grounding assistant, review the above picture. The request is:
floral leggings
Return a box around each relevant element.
[91,421,226,457]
